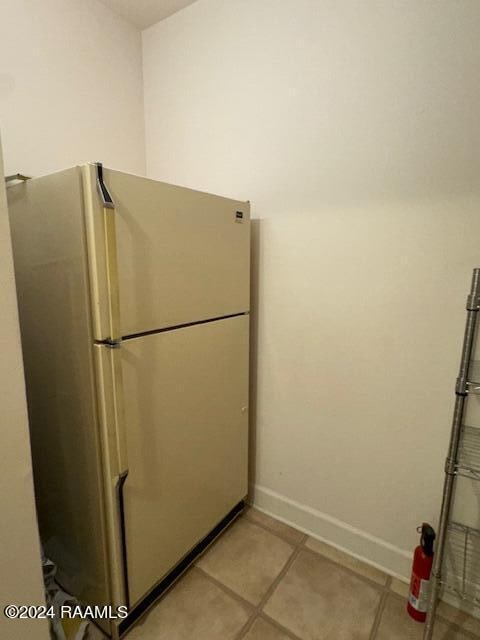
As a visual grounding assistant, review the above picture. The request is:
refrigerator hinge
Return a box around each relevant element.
[105,339,121,349]
[95,162,115,209]
[95,338,122,348]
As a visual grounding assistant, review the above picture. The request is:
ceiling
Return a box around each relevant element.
[100,0,199,29]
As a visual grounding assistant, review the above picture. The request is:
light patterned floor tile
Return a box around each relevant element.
[87,623,108,638]
[437,600,480,637]
[244,507,306,545]
[243,616,295,640]
[264,549,381,640]
[197,518,294,605]
[376,594,469,640]
[125,568,251,640]
[305,537,388,586]
[389,581,480,637]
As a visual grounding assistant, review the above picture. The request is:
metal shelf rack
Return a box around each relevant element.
[424,269,480,639]
[440,522,480,607]
[456,426,480,480]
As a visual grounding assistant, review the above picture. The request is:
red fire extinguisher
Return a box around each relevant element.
[407,523,436,622]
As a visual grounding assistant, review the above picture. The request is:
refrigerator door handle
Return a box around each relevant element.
[95,162,114,209]
[83,163,122,342]
[115,469,130,609]
[95,162,121,342]
[103,205,121,343]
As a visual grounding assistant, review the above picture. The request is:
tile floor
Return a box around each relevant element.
[104,507,480,640]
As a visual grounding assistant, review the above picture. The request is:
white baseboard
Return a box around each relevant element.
[251,484,412,581]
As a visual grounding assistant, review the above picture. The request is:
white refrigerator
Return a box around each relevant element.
[7,163,250,638]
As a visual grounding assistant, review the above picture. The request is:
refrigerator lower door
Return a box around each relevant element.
[121,314,249,606]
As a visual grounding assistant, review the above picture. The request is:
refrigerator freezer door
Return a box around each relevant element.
[121,314,249,606]
[82,164,250,340]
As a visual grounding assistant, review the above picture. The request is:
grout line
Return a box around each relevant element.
[259,612,306,640]
[244,507,390,594]
[234,545,300,640]
[242,508,397,639]
[300,542,388,592]
[369,578,391,640]
[195,565,256,612]
[235,612,259,640]
[258,545,300,611]
[235,610,305,640]
[242,510,308,549]
[195,509,306,640]
[195,564,309,640]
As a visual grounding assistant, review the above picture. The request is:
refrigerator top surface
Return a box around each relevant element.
[20,163,249,206]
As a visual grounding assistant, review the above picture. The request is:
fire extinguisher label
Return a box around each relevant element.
[408,573,431,613]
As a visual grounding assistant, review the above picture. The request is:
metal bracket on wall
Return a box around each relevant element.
[5,173,31,183]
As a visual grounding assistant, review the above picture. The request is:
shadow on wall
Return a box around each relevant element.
[248,218,261,496]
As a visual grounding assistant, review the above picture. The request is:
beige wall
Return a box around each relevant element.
[143,0,480,577]
[0,139,47,638]
[0,0,145,177]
